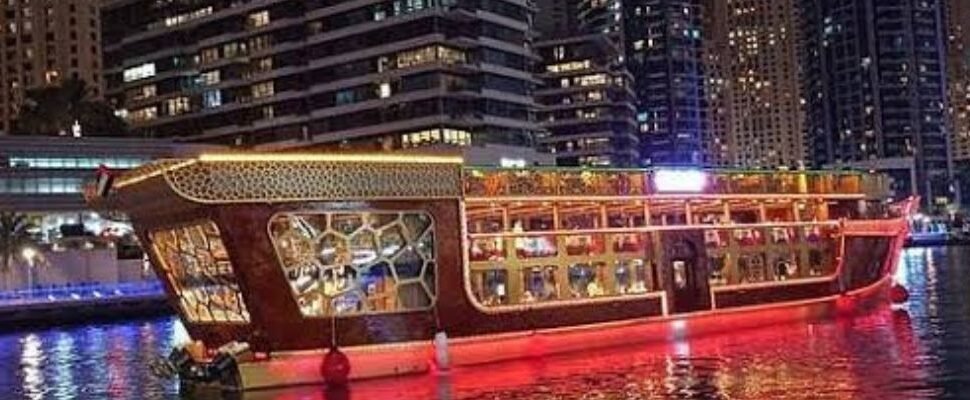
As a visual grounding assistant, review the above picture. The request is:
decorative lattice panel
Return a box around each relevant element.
[120,159,462,203]
[150,221,250,323]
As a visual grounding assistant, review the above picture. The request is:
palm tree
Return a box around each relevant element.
[0,212,36,273]
[12,78,128,137]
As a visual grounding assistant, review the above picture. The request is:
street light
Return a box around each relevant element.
[21,247,38,296]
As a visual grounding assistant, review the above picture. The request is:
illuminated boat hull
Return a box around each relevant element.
[95,154,912,391]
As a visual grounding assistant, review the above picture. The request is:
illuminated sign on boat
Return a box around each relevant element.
[654,169,707,193]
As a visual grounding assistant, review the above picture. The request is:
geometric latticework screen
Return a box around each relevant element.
[150,221,250,323]
[268,211,436,318]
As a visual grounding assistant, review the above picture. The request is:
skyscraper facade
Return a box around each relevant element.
[0,0,103,134]
[535,35,639,166]
[102,0,539,151]
[801,0,953,207]
[624,0,705,165]
[710,0,805,168]
[946,0,970,163]
[700,0,731,166]
[534,0,639,166]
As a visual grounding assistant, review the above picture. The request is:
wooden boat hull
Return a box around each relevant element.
[188,271,894,391]
[96,156,912,392]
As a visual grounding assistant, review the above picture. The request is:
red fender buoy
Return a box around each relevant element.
[890,284,910,304]
[321,347,351,386]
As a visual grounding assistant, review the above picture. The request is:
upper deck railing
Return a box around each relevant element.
[462,167,892,199]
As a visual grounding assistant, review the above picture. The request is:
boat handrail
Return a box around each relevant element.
[711,275,836,294]
[467,220,841,239]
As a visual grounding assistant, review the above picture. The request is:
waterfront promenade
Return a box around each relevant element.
[0,280,168,327]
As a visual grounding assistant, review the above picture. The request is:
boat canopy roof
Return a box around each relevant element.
[107,153,892,205]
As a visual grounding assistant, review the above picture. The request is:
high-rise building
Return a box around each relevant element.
[102,0,539,151]
[624,0,706,166]
[535,35,639,166]
[705,0,804,168]
[0,0,104,134]
[946,0,970,163]
[700,0,731,166]
[534,0,639,167]
[801,0,953,207]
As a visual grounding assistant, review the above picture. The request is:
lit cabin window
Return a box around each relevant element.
[268,211,436,317]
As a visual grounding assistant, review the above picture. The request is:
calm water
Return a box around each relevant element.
[1,246,969,400]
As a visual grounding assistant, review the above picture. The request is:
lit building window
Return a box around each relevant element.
[44,70,59,84]
[400,128,472,148]
[248,10,270,28]
[163,6,213,27]
[378,82,392,98]
[200,47,220,64]
[199,70,220,86]
[396,46,465,69]
[546,60,590,73]
[576,74,607,86]
[128,106,158,122]
[166,97,190,116]
[203,90,222,108]
[122,63,155,82]
[251,81,274,98]
[126,84,156,101]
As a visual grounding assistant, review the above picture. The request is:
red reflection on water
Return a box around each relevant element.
[238,305,935,400]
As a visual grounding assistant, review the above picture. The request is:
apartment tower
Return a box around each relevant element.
[102,0,540,151]
[0,0,103,134]
[801,0,953,207]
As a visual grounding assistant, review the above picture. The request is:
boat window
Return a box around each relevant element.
[708,255,727,286]
[770,252,800,280]
[690,200,725,224]
[150,221,250,323]
[703,222,838,286]
[704,229,730,248]
[606,202,646,228]
[564,234,606,256]
[464,200,667,309]
[808,249,828,276]
[521,265,560,302]
[737,253,767,283]
[467,204,507,262]
[796,200,827,222]
[764,201,795,222]
[470,236,506,262]
[567,262,608,298]
[828,200,860,220]
[615,259,653,294]
[508,203,554,231]
[728,200,761,224]
[613,232,649,253]
[268,210,437,318]
[650,201,688,225]
[514,235,558,258]
[467,205,504,234]
[734,228,766,246]
[472,269,509,306]
[559,202,602,229]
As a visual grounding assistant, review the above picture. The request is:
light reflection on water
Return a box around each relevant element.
[2,247,970,399]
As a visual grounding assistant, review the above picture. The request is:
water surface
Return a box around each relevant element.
[1,246,969,399]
